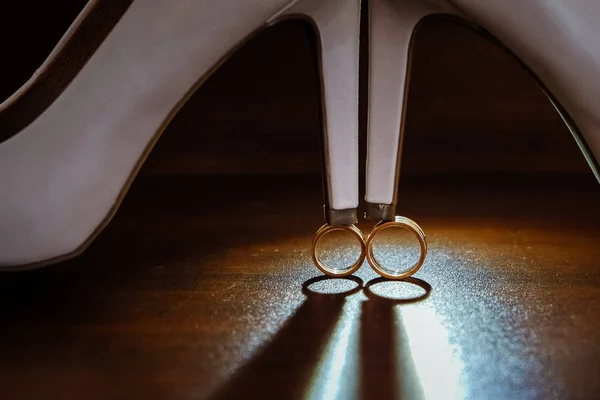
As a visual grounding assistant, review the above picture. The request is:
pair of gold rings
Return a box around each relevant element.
[311,216,427,280]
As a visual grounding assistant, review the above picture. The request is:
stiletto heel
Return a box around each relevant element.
[274,0,361,226]
[365,0,457,221]
[272,0,365,276]
[0,0,361,270]
[363,0,454,278]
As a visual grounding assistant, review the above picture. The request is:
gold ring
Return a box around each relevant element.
[311,224,366,277]
[365,216,427,280]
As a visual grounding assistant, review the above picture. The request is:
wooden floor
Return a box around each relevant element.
[1,172,599,399]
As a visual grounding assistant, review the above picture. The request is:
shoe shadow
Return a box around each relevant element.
[210,275,431,400]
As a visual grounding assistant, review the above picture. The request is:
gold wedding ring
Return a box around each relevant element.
[365,216,427,280]
[311,224,366,277]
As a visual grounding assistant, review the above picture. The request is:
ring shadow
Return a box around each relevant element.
[210,275,431,400]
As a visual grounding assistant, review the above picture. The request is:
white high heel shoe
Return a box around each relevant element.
[365,0,600,221]
[0,0,361,270]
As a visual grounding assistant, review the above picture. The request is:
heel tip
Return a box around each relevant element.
[364,203,396,221]
[325,208,358,226]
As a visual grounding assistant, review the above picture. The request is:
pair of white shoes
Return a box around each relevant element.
[1,0,599,270]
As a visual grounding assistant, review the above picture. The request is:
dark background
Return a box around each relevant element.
[0,0,592,180]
